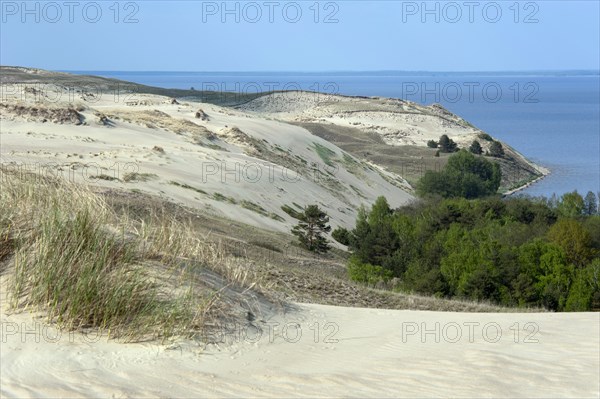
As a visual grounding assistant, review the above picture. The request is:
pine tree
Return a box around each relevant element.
[489,141,504,157]
[469,140,483,155]
[438,134,457,153]
[584,191,598,215]
[292,205,331,253]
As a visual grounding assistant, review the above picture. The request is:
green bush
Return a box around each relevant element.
[332,226,351,245]
[347,257,393,285]
[438,134,458,153]
[427,140,438,148]
[469,140,483,155]
[489,141,505,157]
[416,150,501,199]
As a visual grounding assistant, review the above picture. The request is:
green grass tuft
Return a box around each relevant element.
[313,142,337,167]
[123,172,158,182]
[169,181,208,195]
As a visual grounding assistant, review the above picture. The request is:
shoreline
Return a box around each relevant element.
[500,141,552,197]
[503,165,551,197]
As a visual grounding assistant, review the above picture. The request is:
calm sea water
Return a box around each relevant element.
[69,71,600,197]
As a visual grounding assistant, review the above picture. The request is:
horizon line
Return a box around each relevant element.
[58,69,600,74]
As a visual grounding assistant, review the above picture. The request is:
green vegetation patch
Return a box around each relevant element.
[2,169,210,341]
[417,150,501,199]
[241,200,283,221]
[169,181,208,195]
[91,174,120,181]
[281,204,302,219]
[123,172,158,182]
[313,142,337,167]
[350,185,367,199]
[213,192,237,203]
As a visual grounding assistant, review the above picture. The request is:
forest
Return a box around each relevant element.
[335,150,600,311]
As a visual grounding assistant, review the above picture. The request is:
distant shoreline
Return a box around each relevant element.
[503,168,551,197]
[58,69,600,77]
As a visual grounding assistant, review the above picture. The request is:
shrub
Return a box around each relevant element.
[347,257,393,285]
[478,133,493,141]
[438,134,458,153]
[469,140,483,155]
[417,150,501,199]
[427,140,438,148]
[332,226,351,245]
[489,141,505,157]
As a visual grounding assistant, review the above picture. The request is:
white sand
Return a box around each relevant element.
[238,92,486,147]
[1,301,598,398]
[0,86,413,234]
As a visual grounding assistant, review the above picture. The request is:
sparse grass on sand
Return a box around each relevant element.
[0,167,265,342]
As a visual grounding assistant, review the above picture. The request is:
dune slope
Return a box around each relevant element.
[1,300,598,398]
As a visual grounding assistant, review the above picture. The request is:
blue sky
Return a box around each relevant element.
[1,1,599,71]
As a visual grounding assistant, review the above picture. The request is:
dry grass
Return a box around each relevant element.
[0,102,84,125]
[0,166,268,342]
[107,110,214,138]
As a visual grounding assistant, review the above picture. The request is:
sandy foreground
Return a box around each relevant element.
[1,301,598,398]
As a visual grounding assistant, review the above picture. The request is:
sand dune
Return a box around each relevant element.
[0,84,413,234]
[1,300,598,398]
[238,92,485,147]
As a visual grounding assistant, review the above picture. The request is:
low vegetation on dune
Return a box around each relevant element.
[0,167,268,342]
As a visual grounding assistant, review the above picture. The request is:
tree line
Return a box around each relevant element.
[290,149,599,311]
[336,193,599,311]
[333,150,600,311]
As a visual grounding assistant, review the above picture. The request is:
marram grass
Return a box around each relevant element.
[0,167,222,342]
